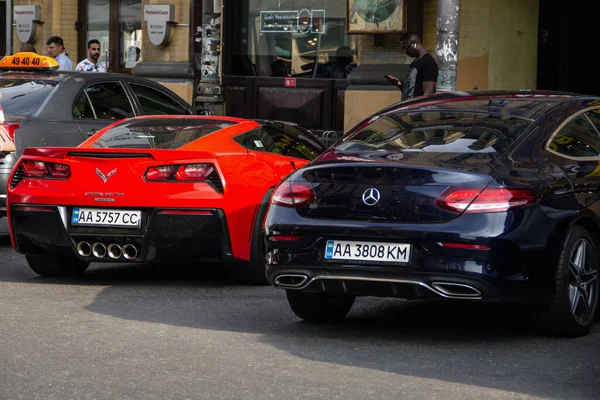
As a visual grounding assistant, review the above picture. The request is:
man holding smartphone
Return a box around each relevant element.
[385,32,439,100]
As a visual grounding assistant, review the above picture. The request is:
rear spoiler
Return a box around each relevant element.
[21,147,216,161]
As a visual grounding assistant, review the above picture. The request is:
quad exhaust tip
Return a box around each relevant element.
[122,244,138,260]
[91,242,107,258]
[107,244,122,260]
[77,241,139,260]
[76,241,92,257]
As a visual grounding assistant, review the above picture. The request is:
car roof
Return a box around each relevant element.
[0,70,159,83]
[376,89,600,121]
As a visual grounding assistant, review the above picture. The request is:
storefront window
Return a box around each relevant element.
[118,0,142,69]
[86,0,110,64]
[231,0,357,79]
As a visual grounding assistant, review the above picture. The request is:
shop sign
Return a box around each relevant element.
[144,4,174,46]
[260,9,326,34]
[14,5,41,44]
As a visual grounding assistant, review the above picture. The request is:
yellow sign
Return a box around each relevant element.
[0,52,59,71]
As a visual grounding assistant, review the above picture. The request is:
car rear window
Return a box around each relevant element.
[338,111,533,154]
[0,79,58,116]
[91,118,238,149]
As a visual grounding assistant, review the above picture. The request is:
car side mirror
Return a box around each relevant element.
[197,108,212,116]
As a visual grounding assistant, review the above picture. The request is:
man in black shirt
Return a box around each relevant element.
[386,32,439,100]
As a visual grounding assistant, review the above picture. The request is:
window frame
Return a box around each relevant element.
[72,80,137,121]
[72,90,97,119]
[126,82,193,116]
[545,106,600,161]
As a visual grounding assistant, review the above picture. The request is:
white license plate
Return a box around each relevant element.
[71,208,141,228]
[324,240,411,263]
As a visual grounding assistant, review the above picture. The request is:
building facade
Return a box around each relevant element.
[4,0,594,137]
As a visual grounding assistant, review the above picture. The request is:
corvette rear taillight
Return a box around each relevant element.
[436,187,538,213]
[175,164,214,181]
[21,160,48,177]
[145,166,176,180]
[48,163,71,178]
[271,181,315,207]
[145,163,216,182]
[20,160,71,179]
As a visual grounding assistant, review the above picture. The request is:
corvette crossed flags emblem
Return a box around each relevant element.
[96,168,117,183]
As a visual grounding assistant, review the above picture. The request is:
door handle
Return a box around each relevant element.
[86,129,98,136]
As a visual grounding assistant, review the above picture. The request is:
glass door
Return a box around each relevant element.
[86,0,110,68]
[118,0,142,69]
[84,0,141,72]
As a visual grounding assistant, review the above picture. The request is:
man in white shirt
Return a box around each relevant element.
[76,39,107,72]
[46,36,73,70]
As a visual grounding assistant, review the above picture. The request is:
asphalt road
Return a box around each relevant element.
[0,220,599,400]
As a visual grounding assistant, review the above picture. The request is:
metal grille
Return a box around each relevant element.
[206,169,223,193]
[10,165,25,189]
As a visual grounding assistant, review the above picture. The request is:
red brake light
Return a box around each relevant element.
[440,242,490,250]
[271,181,314,207]
[3,123,20,141]
[48,163,71,178]
[19,160,71,179]
[145,165,176,180]
[21,160,48,177]
[175,164,214,181]
[436,187,538,213]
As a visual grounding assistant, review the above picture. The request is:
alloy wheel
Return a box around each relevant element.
[568,238,599,325]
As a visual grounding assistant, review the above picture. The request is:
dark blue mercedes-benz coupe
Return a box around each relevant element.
[263,90,600,337]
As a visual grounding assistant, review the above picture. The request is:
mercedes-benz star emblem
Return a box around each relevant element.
[96,168,117,183]
[362,188,381,206]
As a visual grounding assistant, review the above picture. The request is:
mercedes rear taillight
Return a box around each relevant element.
[436,187,538,213]
[271,181,315,207]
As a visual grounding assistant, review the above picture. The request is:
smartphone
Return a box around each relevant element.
[383,75,399,85]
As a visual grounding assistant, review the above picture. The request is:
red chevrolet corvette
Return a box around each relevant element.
[7,115,326,281]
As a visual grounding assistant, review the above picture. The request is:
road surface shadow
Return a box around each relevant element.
[70,266,600,400]
[1,250,599,399]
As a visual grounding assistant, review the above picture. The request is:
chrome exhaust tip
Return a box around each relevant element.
[122,244,138,260]
[273,274,308,288]
[107,243,122,260]
[76,241,92,257]
[431,282,482,298]
[92,242,107,259]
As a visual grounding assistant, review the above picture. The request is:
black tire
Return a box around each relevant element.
[26,254,89,278]
[286,290,355,322]
[233,188,273,284]
[535,225,599,337]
